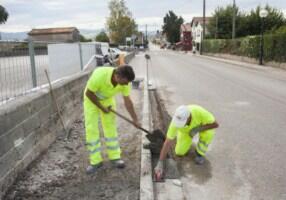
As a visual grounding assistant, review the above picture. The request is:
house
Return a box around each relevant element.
[179,23,192,51]
[134,32,145,46]
[28,27,80,43]
[158,31,167,46]
[190,17,211,52]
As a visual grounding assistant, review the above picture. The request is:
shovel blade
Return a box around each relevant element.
[146,129,165,143]
[145,129,165,154]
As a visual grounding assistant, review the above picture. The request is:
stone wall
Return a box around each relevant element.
[0,50,135,198]
[0,71,89,198]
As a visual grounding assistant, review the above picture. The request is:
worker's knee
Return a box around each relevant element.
[175,147,189,156]
[176,153,186,157]
[199,131,215,143]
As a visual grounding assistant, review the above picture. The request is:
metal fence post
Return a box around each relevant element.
[78,43,84,70]
[94,43,97,55]
[28,40,37,87]
[94,43,97,67]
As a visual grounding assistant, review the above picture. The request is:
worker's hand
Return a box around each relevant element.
[190,126,204,136]
[154,160,164,181]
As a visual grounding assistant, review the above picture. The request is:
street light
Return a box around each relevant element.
[200,0,206,55]
[259,9,268,65]
[232,0,236,39]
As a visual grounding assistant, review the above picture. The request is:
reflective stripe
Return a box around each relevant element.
[86,140,100,146]
[95,92,106,100]
[106,145,120,150]
[105,137,118,142]
[198,141,209,148]
[197,144,206,153]
[89,147,102,154]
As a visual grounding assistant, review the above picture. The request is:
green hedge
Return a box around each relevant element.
[202,33,286,63]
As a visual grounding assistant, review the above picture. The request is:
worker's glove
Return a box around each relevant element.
[154,160,164,181]
[190,126,204,136]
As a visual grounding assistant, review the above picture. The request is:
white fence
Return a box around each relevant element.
[0,41,109,104]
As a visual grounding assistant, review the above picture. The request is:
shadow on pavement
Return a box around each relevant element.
[177,145,213,185]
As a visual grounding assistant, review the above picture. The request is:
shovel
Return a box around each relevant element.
[109,108,165,152]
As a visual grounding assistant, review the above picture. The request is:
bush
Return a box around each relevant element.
[273,33,286,62]
[202,33,286,63]
[274,25,286,34]
[203,39,226,54]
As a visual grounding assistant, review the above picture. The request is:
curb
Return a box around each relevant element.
[175,49,280,71]
[140,78,154,200]
[139,82,185,200]
[193,53,274,71]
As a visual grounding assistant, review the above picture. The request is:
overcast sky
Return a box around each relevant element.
[0,0,285,32]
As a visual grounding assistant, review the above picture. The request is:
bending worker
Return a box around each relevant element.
[84,65,139,174]
[154,104,219,179]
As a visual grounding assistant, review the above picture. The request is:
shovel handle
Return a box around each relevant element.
[109,108,151,134]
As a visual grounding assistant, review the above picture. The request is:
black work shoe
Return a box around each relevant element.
[111,159,125,168]
[194,155,205,165]
[194,151,205,165]
[86,163,103,174]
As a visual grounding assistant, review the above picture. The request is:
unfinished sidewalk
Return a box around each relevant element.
[3,87,143,200]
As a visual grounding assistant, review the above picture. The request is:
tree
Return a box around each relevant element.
[0,5,9,24]
[207,5,245,39]
[162,11,184,43]
[207,5,286,39]
[106,0,137,44]
[243,5,286,35]
[274,25,286,34]
[95,31,110,42]
[80,34,92,42]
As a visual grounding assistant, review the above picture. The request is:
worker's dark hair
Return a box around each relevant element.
[115,65,135,81]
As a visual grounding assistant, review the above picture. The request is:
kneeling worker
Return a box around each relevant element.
[154,104,219,179]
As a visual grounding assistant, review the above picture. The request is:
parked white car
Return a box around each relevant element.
[108,47,127,60]
[100,42,109,56]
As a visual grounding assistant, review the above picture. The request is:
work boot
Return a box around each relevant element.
[86,162,103,174]
[111,159,125,169]
[194,151,205,165]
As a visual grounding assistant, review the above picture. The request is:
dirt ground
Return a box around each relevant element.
[4,89,143,200]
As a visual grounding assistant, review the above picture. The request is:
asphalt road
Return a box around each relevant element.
[132,46,286,200]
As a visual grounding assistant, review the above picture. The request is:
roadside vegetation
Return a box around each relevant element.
[203,5,286,62]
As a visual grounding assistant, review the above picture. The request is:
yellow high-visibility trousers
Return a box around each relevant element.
[175,130,215,156]
[84,97,121,165]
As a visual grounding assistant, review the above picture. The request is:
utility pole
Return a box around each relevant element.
[145,24,148,47]
[215,16,218,39]
[200,0,206,55]
[232,0,236,39]
[203,0,206,39]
